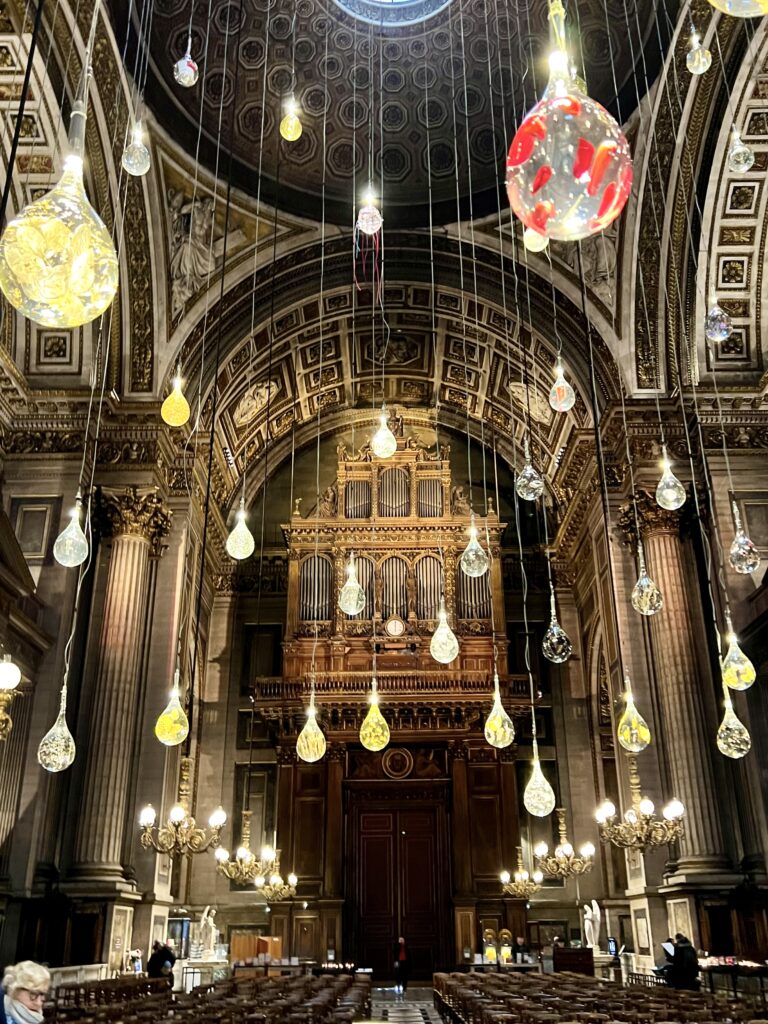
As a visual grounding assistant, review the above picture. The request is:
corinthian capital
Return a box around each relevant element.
[97,486,172,550]
[617,489,681,544]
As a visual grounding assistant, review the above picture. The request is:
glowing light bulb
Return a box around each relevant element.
[287,872,298,886]
[594,800,615,823]
[121,121,150,176]
[729,502,761,574]
[338,552,366,615]
[226,498,255,560]
[705,298,732,343]
[169,804,187,824]
[727,129,755,174]
[542,590,572,663]
[0,654,21,691]
[549,359,576,413]
[161,373,190,427]
[37,689,76,772]
[371,407,397,459]
[500,870,511,884]
[717,693,751,759]
[505,1,632,243]
[721,613,756,691]
[154,669,189,746]
[460,512,489,577]
[297,702,327,763]
[357,191,383,235]
[53,493,89,568]
[524,744,556,817]
[359,681,389,752]
[631,541,663,616]
[173,36,199,87]
[663,799,684,820]
[430,598,459,664]
[261,845,275,862]
[580,842,595,858]
[516,438,544,501]
[484,673,515,748]
[686,33,711,75]
[215,847,230,862]
[616,675,651,753]
[656,445,686,511]
[533,840,548,857]
[523,227,549,253]
[139,804,157,828]
[280,97,303,142]
[208,806,227,829]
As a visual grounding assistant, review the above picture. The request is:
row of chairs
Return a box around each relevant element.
[433,969,765,1024]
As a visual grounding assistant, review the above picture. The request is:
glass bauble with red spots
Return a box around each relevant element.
[506,56,633,243]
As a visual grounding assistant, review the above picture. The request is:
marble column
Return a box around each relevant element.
[621,491,728,874]
[70,487,171,885]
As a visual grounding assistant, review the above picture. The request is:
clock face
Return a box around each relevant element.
[384,616,406,637]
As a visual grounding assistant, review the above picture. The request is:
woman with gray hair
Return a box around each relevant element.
[2,961,50,1024]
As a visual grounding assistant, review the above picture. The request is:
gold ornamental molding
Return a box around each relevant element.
[96,485,172,549]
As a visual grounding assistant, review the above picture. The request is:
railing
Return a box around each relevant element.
[253,672,531,700]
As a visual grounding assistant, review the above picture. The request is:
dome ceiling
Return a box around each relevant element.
[113,0,660,227]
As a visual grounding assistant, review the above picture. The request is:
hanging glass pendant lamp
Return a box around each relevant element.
[524,737,556,817]
[630,540,663,616]
[542,586,572,664]
[616,674,651,752]
[721,612,756,691]
[121,120,151,176]
[357,188,383,235]
[729,501,761,574]
[0,53,118,328]
[280,96,303,141]
[484,671,515,748]
[548,358,576,412]
[154,668,190,746]
[655,444,686,511]
[226,497,255,560]
[53,491,89,568]
[173,35,199,87]
[430,596,459,664]
[371,405,397,459]
[705,294,732,343]
[727,128,755,173]
[460,512,489,577]
[297,680,326,763]
[717,689,751,759]
[338,551,366,615]
[38,682,76,772]
[686,31,711,75]
[516,437,544,501]
[161,368,191,427]
[359,676,389,752]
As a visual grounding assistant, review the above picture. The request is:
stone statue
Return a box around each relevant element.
[451,485,471,515]
[318,484,337,518]
[583,900,601,950]
[406,566,417,618]
[375,569,384,617]
[199,905,217,958]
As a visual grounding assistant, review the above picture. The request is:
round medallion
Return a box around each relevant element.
[381,747,414,779]
[384,615,406,638]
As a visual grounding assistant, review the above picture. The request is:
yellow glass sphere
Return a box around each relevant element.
[722,635,756,691]
[161,378,191,427]
[616,684,652,753]
[280,113,303,142]
[297,707,326,763]
[360,694,389,752]
[155,688,189,746]
[484,689,515,749]
[0,155,118,328]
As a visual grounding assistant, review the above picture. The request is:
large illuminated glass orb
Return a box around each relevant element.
[173,38,199,87]
[505,4,632,244]
[707,0,768,17]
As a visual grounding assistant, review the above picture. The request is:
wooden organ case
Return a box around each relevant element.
[252,432,533,975]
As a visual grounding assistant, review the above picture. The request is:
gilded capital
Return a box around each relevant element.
[97,486,172,549]
[617,489,681,543]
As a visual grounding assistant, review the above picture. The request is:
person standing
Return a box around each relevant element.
[393,936,409,994]
[1,962,50,1024]
[668,933,700,991]
[147,940,177,984]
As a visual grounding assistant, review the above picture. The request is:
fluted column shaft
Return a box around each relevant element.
[633,500,728,870]
[72,487,171,880]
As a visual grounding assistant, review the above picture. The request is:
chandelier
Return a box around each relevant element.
[534,807,595,878]
[216,811,285,884]
[138,758,227,856]
[500,846,543,899]
[253,846,298,902]
[595,755,684,851]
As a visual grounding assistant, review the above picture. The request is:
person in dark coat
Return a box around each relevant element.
[667,934,700,991]
[147,940,177,984]
[393,936,409,994]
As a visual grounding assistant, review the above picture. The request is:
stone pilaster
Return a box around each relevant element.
[70,487,171,886]
[620,491,729,875]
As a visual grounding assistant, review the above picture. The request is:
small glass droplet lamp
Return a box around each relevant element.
[54,492,89,568]
[484,672,515,749]
[297,697,326,763]
[38,686,76,772]
[542,588,572,664]
[655,444,686,511]
[0,81,119,329]
[161,371,191,427]
[371,406,397,459]
[524,739,556,817]
[631,541,663,616]
[516,438,544,501]
[280,97,303,142]
[727,129,755,174]
[226,497,255,560]
[705,297,732,343]
[154,669,190,746]
[717,691,751,759]
[616,675,651,753]
[460,512,489,577]
[338,552,366,615]
[686,33,711,75]
[121,121,151,176]
[505,0,632,243]
[360,677,390,752]
[173,36,199,87]
[430,597,459,664]
[729,501,761,574]
[549,359,576,413]
[721,613,756,691]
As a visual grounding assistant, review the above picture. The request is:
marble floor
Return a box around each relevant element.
[372,986,442,1024]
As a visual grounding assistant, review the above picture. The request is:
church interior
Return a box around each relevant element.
[0,0,767,1013]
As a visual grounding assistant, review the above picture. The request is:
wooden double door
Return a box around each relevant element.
[345,783,451,979]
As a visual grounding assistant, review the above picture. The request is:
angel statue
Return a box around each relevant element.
[583,900,601,950]
[199,905,217,957]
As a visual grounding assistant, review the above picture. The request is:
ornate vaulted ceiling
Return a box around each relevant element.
[110,0,663,226]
